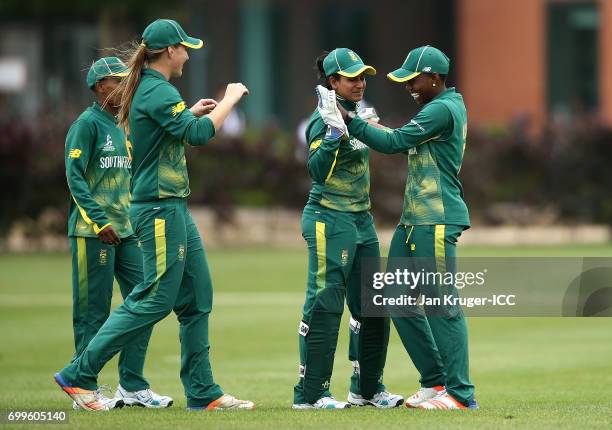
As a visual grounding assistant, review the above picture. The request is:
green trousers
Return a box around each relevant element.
[69,235,150,392]
[60,198,223,407]
[389,224,474,406]
[294,203,389,404]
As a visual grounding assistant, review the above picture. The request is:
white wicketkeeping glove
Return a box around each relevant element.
[315,85,349,139]
[358,107,380,123]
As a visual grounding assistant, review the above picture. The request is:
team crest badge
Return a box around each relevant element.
[348,50,358,62]
[341,249,349,266]
[178,244,185,261]
[99,249,108,265]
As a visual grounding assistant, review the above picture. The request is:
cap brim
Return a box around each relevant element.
[387,68,421,83]
[180,36,204,49]
[337,65,377,78]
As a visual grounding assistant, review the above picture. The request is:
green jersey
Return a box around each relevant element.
[348,88,469,226]
[305,98,370,212]
[129,68,216,202]
[65,102,133,238]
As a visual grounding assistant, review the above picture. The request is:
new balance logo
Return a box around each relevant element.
[171,101,186,116]
[68,149,82,158]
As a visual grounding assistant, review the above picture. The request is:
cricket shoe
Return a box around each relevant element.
[292,396,351,410]
[405,385,446,408]
[54,373,123,411]
[469,398,479,410]
[416,392,467,410]
[115,385,173,408]
[71,384,124,411]
[347,391,404,408]
[292,403,315,410]
[188,394,255,410]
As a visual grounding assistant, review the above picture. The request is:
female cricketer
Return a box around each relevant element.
[318,45,477,410]
[54,19,253,411]
[292,48,403,409]
[64,56,172,410]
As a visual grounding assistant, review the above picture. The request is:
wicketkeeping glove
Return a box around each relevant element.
[315,85,349,138]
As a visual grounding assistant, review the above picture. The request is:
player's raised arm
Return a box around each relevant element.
[147,83,216,147]
[346,102,451,154]
[205,83,249,132]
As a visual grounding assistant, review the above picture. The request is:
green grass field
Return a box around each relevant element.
[1,245,612,429]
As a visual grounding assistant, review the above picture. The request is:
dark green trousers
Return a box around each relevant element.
[69,235,151,392]
[61,198,223,407]
[294,203,389,404]
[389,224,474,406]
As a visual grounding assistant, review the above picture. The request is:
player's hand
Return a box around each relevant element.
[98,225,121,245]
[190,99,218,117]
[223,83,249,105]
[358,107,380,123]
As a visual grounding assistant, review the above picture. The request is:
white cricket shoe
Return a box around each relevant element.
[347,391,404,408]
[115,385,173,408]
[416,392,467,410]
[71,391,123,411]
[189,394,255,410]
[292,396,351,410]
[313,396,351,409]
[292,403,315,410]
[405,385,446,408]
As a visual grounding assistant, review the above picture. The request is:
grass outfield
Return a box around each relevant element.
[1,244,611,429]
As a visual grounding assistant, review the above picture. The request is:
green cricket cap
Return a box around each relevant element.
[86,56,128,89]
[387,45,450,82]
[323,48,376,78]
[141,19,203,50]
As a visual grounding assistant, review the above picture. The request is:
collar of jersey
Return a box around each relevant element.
[337,95,357,113]
[142,68,167,80]
[430,87,456,104]
[92,101,118,123]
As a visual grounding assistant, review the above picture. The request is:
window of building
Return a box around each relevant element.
[547,2,599,116]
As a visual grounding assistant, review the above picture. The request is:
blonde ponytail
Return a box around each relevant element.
[108,41,166,129]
